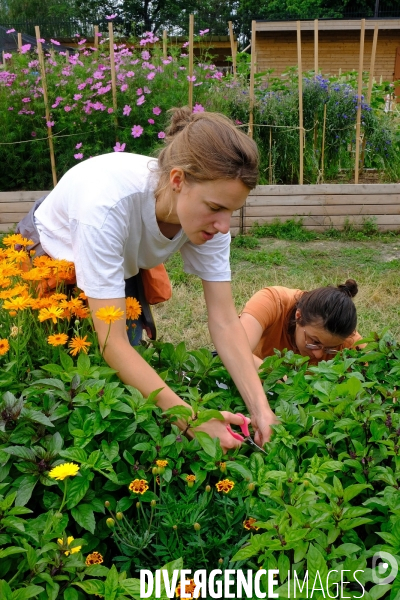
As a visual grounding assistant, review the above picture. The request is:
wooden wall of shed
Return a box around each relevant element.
[256,29,399,80]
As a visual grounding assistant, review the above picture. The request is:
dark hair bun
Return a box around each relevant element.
[338,279,358,298]
[166,106,193,139]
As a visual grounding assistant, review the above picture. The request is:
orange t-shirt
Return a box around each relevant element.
[241,286,362,364]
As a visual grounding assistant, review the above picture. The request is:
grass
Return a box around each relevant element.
[153,225,400,350]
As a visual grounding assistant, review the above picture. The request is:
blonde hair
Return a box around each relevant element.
[154,107,259,197]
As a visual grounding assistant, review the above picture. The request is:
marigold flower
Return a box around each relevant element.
[126,297,141,320]
[186,474,196,488]
[175,579,199,599]
[243,517,260,531]
[215,479,235,494]
[2,233,34,247]
[48,333,69,346]
[0,339,10,356]
[0,285,28,299]
[49,462,79,480]
[57,536,82,555]
[3,296,32,312]
[156,475,161,485]
[128,479,149,494]
[95,305,124,324]
[156,459,168,467]
[38,306,64,324]
[85,551,103,566]
[21,267,52,281]
[69,335,91,356]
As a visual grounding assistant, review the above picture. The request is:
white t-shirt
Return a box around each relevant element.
[34,152,231,299]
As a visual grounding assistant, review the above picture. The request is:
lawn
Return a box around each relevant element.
[154,234,400,349]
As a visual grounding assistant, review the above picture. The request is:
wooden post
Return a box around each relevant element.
[367,23,379,103]
[163,30,167,59]
[321,103,327,183]
[66,50,69,63]
[188,14,194,110]
[269,127,272,184]
[94,25,99,49]
[354,19,365,184]
[35,26,57,187]
[108,22,119,136]
[228,21,237,78]
[248,20,256,139]
[314,19,318,77]
[17,32,22,52]
[297,21,304,185]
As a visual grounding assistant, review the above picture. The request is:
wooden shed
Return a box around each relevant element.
[254,19,400,82]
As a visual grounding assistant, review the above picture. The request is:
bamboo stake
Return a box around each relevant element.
[163,30,167,59]
[228,21,237,78]
[354,19,365,184]
[248,20,256,139]
[321,103,327,183]
[108,22,119,136]
[314,19,318,78]
[188,14,194,110]
[269,127,272,184]
[367,23,379,104]
[94,25,99,49]
[66,50,69,64]
[297,21,304,185]
[17,32,22,52]
[35,26,57,187]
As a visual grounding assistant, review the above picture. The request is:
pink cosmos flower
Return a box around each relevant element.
[131,125,143,138]
[105,14,117,19]
[46,121,55,127]
[121,84,128,91]
[147,72,155,80]
[148,118,154,124]
[50,39,60,45]
[107,107,113,113]
[199,29,209,35]
[64,105,72,112]
[144,86,151,94]
[74,153,83,159]
[123,105,132,116]
[20,44,31,54]
[75,142,82,149]
[8,107,14,111]
[187,75,196,82]
[114,142,126,152]
[6,29,15,33]
[141,50,150,60]
[31,132,36,137]
[38,38,45,43]
[77,82,86,90]
[235,120,243,125]
[158,131,165,139]
[78,39,86,45]
[22,97,31,103]
[136,88,143,95]
[136,95,145,106]
[182,41,189,48]
[126,71,135,77]
[193,103,205,113]
[95,32,102,37]
[152,106,161,116]
[4,53,12,59]
[74,94,82,101]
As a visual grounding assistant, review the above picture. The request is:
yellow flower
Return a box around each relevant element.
[95,306,125,324]
[156,460,168,468]
[68,335,91,356]
[3,296,32,312]
[38,306,64,324]
[21,267,52,281]
[48,333,69,347]
[126,297,142,320]
[85,551,103,566]
[186,474,196,482]
[57,536,82,556]
[50,293,68,301]
[0,285,28,299]
[243,517,260,531]
[128,479,149,495]
[2,233,34,247]
[48,462,79,480]
[0,339,10,356]
[215,479,235,494]
[175,579,199,599]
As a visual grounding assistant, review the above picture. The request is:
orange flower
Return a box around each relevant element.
[2,233,34,247]
[243,517,260,531]
[38,306,64,324]
[85,551,103,566]
[156,460,168,468]
[50,293,68,301]
[215,479,235,494]
[128,479,149,495]
[186,475,196,482]
[22,267,52,281]
[48,333,69,347]
[175,579,199,599]
[0,339,10,356]
[126,297,141,320]
[74,305,90,319]
[95,306,124,324]
[0,285,28,300]
[68,335,91,356]
[3,296,32,312]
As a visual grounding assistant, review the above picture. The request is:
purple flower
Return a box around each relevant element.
[158,131,165,139]
[126,71,135,77]
[50,39,60,46]
[141,50,150,60]
[182,41,189,48]
[131,125,143,138]
[152,106,161,116]
[4,53,12,59]
[22,97,31,103]
[74,93,82,101]
[64,105,72,112]
[31,132,36,137]
[136,88,143,95]
[136,95,145,106]
[107,107,113,113]
[20,44,31,54]
[6,28,15,34]
[114,142,126,152]
[199,29,209,36]
[74,153,83,159]
[148,118,155,124]
[78,39,86,45]
[123,104,132,116]
[147,72,155,80]
[187,75,196,82]
[77,82,86,90]
[193,103,204,113]
[95,32,102,37]
[75,142,82,149]
[46,120,55,127]
[144,86,151,94]
[105,14,117,19]
[121,83,128,91]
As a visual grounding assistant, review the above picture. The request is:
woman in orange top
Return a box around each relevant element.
[240,279,363,368]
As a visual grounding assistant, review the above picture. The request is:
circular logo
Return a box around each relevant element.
[372,552,399,585]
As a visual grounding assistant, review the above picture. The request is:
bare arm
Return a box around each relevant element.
[239,312,265,369]
[88,296,245,450]
[202,281,278,445]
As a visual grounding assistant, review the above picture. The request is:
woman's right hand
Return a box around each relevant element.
[190,411,249,453]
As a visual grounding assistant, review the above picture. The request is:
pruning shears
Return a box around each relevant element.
[226,413,268,454]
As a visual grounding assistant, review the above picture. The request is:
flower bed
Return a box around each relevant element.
[0,234,399,597]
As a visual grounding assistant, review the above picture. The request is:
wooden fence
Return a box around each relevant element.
[1,184,400,235]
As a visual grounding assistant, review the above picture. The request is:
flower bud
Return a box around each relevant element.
[136,502,141,509]
[104,500,110,508]
[188,480,194,488]
[106,518,115,528]
[116,512,123,521]
[248,482,256,491]
[219,462,227,473]
[173,525,178,530]
[218,558,223,564]
[152,466,158,475]
[74,319,80,327]
[194,523,201,531]
[205,485,211,493]
[151,499,157,507]
[54,512,63,519]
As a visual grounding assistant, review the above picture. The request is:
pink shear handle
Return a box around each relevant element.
[226,413,251,441]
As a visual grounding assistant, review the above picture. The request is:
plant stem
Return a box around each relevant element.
[59,479,68,512]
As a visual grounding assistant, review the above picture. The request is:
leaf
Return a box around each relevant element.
[162,406,193,419]
[278,553,290,582]
[339,517,373,531]
[73,580,105,595]
[12,586,45,600]
[330,543,361,557]
[66,475,90,510]
[3,446,36,461]
[307,543,328,583]
[77,352,90,375]
[20,409,54,428]
[225,461,252,481]
[333,475,344,498]
[0,547,27,559]
[59,448,88,463]
[121,578,141,599]
[343,484,373,503]
[0,580,12,600]
[104,564,119,600]
[63,589,79,600]
[193,431,216,458]
[59,351,74,372]
[71,504,96,534]
[101,440,119,463]
[369,584,393,600]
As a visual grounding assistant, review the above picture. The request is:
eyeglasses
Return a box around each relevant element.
[303,329,340,355]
